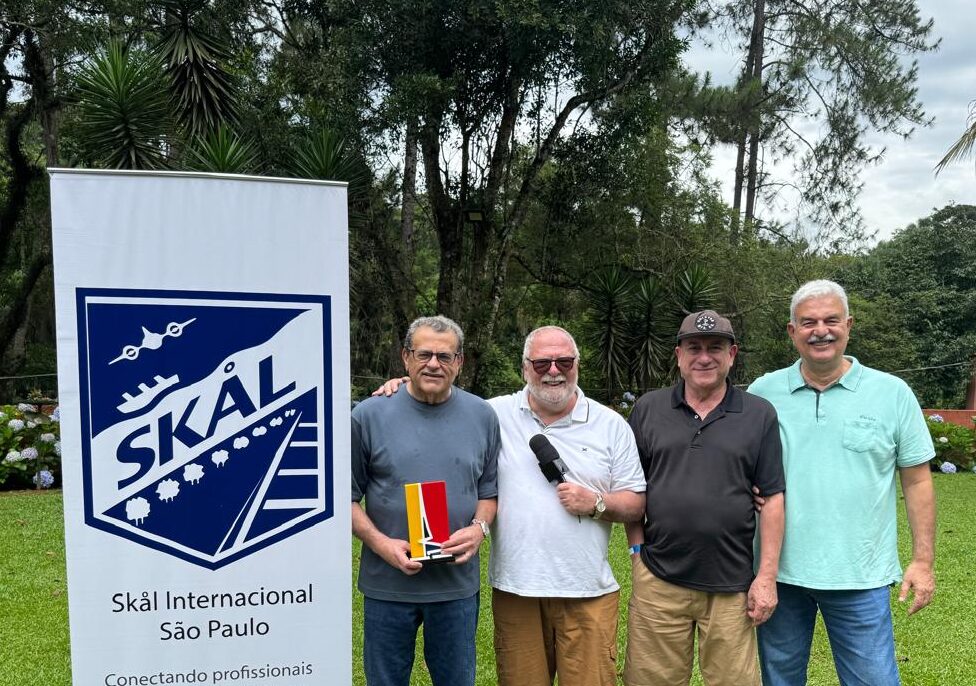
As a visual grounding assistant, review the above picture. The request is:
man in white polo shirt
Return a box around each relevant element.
[488,325,646,686]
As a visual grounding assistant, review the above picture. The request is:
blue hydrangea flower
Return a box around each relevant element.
[928,414,944,423]
[939,462,957,474]
[4,450,21,463]
[17,403,37,413]
[32,470,55,488]
[622,391,636,403]
[7,418,24,431]
[49,406,61,423]
[21,447,38,460]
[54,441,61,457]
[40,433,56,443]
[619,402,630,409]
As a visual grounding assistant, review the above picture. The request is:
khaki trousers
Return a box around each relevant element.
[624,560,760,686]
[492,587,619,686]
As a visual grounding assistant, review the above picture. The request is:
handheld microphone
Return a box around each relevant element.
[529,434,569,484]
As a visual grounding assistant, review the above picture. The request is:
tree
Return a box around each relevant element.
[277,0,694,391]
[840,204,976,407]
[703,0,937,241]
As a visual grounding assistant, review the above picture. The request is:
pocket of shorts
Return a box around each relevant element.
[841,419,879,452]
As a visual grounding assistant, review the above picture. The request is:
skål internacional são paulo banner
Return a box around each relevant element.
[49,169,351,686]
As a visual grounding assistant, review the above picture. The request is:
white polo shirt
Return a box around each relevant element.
[487,387,645,597]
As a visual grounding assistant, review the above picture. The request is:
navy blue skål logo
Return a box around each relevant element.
[76,289,334,569]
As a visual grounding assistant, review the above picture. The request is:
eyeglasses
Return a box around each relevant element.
[527,357,577,375]
[406,348,461,365]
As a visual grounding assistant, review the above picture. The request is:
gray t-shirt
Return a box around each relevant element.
[352,387,500,602]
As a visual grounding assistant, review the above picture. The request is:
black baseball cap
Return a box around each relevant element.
[676,310,736,343]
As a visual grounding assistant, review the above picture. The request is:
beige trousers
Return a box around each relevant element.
[624,559,760,686]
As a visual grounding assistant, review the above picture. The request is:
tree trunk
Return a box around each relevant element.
[744,0,766,228]
[400,119,418,260]
[731,0,766,240]
[731,133,747,243]
[419,118,462,320]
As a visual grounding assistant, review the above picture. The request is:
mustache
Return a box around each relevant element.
[541,373,567,383]
[806,333,838,344]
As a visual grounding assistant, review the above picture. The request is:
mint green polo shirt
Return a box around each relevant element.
[748,357,934,590]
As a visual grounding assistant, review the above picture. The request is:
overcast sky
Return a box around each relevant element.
[683,0,975,243]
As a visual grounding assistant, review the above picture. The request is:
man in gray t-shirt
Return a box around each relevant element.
[351,316,499,686]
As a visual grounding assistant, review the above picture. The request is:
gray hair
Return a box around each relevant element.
[404,315,464,352]
[522,325,580,361]
[790,280,849,323]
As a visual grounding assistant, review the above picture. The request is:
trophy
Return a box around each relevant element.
[404,481,454,563]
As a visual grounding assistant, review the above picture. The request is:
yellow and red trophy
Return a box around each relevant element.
[404,481,454,563]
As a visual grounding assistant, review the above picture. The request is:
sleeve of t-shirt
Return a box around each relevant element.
[895,381,936,468]
[477,410,501,499]
[611,414,647,493]
[350,410,368,502]
[753,403,785,495]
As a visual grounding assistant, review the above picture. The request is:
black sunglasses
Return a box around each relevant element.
[527,357,577,374]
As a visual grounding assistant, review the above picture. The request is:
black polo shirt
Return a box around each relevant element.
[628,380,784,592]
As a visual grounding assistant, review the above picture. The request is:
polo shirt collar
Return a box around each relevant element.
[670,379,742,413]
[518,385,590,425]
[787,356,863,392]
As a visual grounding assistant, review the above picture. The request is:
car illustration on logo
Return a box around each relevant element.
[76,288,334,569]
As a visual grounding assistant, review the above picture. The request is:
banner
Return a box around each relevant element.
[50,170,350,686]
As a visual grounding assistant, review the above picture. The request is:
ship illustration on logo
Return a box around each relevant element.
[76,288,334,569]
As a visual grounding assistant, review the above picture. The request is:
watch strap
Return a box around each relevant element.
[472,518,490,538]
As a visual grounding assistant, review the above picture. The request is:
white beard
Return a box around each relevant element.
[527,374,575,408]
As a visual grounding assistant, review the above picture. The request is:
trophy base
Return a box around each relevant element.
[410,552,455,564]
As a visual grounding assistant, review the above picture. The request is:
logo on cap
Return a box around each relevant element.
[695,313,717,331]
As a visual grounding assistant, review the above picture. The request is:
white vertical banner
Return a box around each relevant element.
[49,170,350,686]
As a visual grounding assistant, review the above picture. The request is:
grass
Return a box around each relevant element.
[3,475,975,686]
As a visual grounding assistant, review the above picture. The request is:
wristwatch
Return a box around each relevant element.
[591,493,607,520]
[472,518,490,538]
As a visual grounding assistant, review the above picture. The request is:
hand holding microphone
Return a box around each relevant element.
[529,434,569,484]
[530,434,600,520]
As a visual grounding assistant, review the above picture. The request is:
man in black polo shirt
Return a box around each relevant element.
[623,310,785,686]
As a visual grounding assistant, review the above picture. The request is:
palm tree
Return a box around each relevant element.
[188,125,258,173]
[74,42,172,169]
[935,101,976,175]
[155,0,238,138]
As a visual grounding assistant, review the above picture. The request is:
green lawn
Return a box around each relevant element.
[3,476,974,685]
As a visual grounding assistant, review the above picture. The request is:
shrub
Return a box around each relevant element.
[0,404,61,490]
[926,415,975,472]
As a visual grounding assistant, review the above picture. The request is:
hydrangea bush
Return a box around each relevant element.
[0,404,61,490]
[926,414,975,473]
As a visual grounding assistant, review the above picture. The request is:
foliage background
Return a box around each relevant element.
[2,0,973,407]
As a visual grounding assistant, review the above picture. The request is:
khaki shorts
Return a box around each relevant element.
[624,559,760,686]
[493,587,620,686]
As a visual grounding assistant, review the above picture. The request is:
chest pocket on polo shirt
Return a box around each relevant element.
[841,418,885,453]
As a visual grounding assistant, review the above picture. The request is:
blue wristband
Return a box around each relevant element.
[629,544,642,555]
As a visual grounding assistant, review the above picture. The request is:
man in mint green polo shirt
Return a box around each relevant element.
[748,279,936,686]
